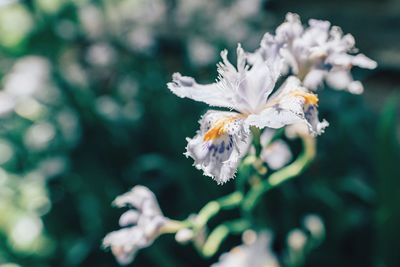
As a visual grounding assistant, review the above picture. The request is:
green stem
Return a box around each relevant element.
[199,219,251,258]
[236,155,256,192]
[242,136,316,213]
[160,220,191,234]
[194,191,244,232]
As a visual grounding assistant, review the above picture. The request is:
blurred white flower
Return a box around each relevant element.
[287,228,307,251]
[78,4,104,39]
[86,43,116,67]
[126,0,166,25]
[0,92,15,117]
[10,215,43,250]
[252,12,377,94]
[175,228,194,244]
[175,0,265,46]
[55,19,77,40]
[3,56,50,98]
[38,156,68,178]
[211,231,279,267]
[302,214,325,240]
[108,0,166,53]
[95,96,121,121]
[24,122,56,151]
[0,0,18,7]
[0,139,14,165]
[14,97,45,120]
[187,38,217,66]
[0,56,62,121]
[56,108,81,147]
[127,26,155,53]
[260,129,292,170]
[103,186,171,265]
[168,45,325,184]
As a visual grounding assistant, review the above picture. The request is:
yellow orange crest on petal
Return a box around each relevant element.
[203,116,238,141]
[292,91,319,105]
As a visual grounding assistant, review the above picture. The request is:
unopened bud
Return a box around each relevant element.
[175,228,194,244]
[287,229,307,251]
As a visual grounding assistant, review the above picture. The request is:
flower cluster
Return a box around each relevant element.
[103,186,171,265]
[168,12,376,184]
[104,12,376,266]
[251,13,377,94]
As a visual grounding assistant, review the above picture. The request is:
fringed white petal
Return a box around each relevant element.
[185,110,250,184]
[167,73,234,108]
[245,100,305,129]
[113,186,161,214]
[119,210,140,227]
[252,12,377,95]
[304,104,329,136]
[247,76,328,136]
[351,54,377,69]
[239,58,282,112]
[275,12,303,43]
[104,186,169,265]
[245,77,306,129]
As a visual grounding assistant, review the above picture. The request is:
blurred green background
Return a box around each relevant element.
[0,0,399,266]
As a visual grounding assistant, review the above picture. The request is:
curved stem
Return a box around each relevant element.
[194,191,244,232]
[160,219,191,234]
[236,155,257,192]
[242,135,316,213]
[199,219,251,258]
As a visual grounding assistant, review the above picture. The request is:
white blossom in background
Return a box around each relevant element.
[302,214,325,240]
[168,45,326,184]
[252,12,377,94]
[78,4,105,39]
[86,42,116,67]
[211,231,279,267]
[3,56,50,97]
[109,0,167,53]
[287,228,307,252]
[0,56,50,118]
[175,0,265,48]
[187,37,218,67]
[260,129,292,170]
[103,186,172,265]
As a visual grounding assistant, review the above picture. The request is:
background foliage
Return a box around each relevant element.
[0,0,399,267]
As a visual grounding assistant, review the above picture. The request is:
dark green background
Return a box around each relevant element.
[0,0,399,266]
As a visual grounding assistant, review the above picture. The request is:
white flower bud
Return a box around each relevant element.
[303,214,325,239]
[287,229,307,251]
[104,186,169,265]
[175,228,194,244]
[119,210,139,227]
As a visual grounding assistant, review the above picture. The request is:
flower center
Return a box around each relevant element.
[203,117,239,141]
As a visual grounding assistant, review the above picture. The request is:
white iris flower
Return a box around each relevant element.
[103,186,169,265]
[168,44,325,184]
[252,13,377,94]
[211,231,279,267]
